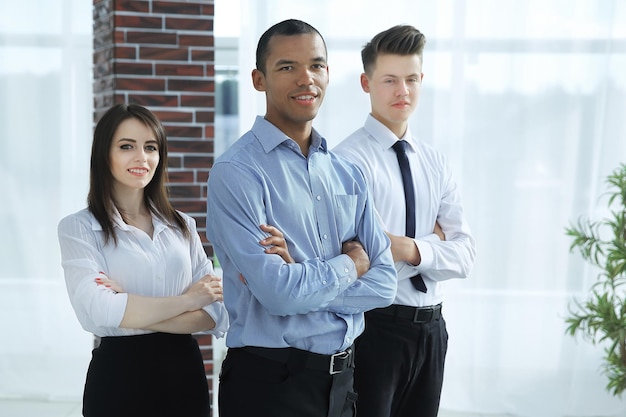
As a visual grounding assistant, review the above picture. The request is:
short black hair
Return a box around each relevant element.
[255,19,327,73]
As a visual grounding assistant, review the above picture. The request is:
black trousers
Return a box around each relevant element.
[83,332,210,417]
[354,307,448,417]
[218,347,357,417]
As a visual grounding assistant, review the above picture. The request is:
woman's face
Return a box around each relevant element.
[109,118,160,193]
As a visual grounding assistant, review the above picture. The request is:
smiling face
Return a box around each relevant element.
[361,53,423,138]
[109,118,160,195]
[252,33,329,138]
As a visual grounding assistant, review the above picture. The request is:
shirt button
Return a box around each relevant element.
[322,280,327,285]
[323,234,328,240]
[346,337,351,343]
[344,268,349,273]
[316,195,321,201]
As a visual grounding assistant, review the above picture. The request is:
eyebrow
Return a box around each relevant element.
[274,56,327,67]
[382,73,420,78]
[116,138,158,144]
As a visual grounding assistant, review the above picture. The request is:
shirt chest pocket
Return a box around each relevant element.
[333,194,359,242]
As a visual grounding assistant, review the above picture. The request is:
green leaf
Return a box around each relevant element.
[565,163,626,396]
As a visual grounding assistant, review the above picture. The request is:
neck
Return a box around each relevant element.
[112,189,147,217]
[371,113,408,139]
[264,115,313,156]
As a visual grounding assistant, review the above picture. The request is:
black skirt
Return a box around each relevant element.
[83,332,210,417]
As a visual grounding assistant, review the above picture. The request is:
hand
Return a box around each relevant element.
[433,221,445,241]
[95,272,124,293]
[342,240,370,278]
[183,274,224,310]
[239,224,295,286]
[385,232,421,265]
[259,224,294,263]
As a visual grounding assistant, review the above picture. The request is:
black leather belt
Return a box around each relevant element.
[368,303,442,323]
[240,345,354,375]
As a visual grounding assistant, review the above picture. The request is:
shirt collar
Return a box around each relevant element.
[251,116,328,155]
[363,114,415,152]
[89,203,170,236]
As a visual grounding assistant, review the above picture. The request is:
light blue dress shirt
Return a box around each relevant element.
[206,116,397,355]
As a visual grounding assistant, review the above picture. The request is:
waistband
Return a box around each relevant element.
[238,345,354,375]
[367,303,442,323]
[99,332,194,348]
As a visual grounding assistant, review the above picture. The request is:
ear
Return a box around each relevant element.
[360,73,370,93]
[252,69,265,92]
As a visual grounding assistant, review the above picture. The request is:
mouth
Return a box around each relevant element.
[128,168,149,176]
[292,92,318,104]
[392,101,410,107]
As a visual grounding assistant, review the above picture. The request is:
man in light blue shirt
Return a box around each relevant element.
[206,19,397,417]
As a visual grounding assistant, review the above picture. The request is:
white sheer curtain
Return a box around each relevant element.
[0,0,93,400]
[235,0,626,415]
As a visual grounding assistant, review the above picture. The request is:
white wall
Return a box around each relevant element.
[0,0,94,400]
[233,1,626,416]
[2,1,626,415]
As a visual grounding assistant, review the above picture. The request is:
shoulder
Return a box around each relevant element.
[174,210,200,231]
[413,140,449,167]
[328,150,368,186]
[175,210,195,224]
[335,129,382,161]
[334,128,370,153]
[58,208,95,230]
[211,131,267,179]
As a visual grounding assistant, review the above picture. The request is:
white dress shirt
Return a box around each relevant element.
[58,207,228,337]
[334,114,476,307]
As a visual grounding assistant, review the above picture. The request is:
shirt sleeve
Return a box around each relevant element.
[325,183,398,315]
[207,161,381,317]
[404,162,477,281]
[57,214,128,332]
[185,213,229,337]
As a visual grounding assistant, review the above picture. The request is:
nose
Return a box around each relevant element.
[396,81,409,96]
[135,149,147,162]
[296,67,314,86]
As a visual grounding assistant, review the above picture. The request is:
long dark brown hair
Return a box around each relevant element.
[87,103,190,245]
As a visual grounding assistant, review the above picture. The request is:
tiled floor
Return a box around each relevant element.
[0,399,82,417]
[0,398,507,417]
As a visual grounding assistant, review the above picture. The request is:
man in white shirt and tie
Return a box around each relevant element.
[334,25,477,417]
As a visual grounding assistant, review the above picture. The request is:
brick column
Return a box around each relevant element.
[93,0,217,404]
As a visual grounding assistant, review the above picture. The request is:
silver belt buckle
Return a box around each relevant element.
[329,349,350,375]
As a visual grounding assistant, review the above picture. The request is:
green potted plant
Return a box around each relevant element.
[565,162,626,396]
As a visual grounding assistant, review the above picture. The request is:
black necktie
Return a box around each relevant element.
[392,140,427,293]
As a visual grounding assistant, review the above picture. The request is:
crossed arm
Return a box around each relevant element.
[259,224,370,276]
[95,273,223,333]
[385,222,445,265]
[96,224,304,333]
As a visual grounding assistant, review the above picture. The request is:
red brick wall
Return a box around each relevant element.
[92,0,217,406]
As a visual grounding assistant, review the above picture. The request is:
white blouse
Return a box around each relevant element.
[58,207,228,338]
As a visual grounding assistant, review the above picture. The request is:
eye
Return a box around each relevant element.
[312,63,326,70]
[279,65,293,71]
[146,145,158,152]
[120,144,133,150]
